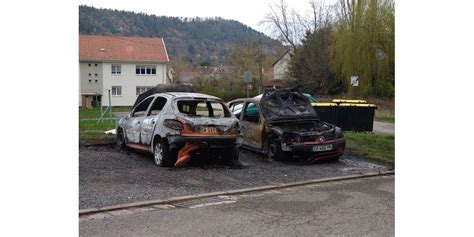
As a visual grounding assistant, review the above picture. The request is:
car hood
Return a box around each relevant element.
[260,88,319,121]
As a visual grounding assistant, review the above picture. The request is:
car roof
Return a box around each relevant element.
[228,98,260,104]
[162,92,222,100]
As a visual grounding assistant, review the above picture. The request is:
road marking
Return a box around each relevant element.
[79,171,394,217]
[153,204,175,209]
[188,200,237,209]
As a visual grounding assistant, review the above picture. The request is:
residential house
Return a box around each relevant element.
[79,35,169,107]
[265,49,292,88]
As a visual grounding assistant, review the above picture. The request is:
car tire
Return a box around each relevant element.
[153,139,177,167]
[222,146,243,168]
[268,137,288,161]
[116,128,126,149]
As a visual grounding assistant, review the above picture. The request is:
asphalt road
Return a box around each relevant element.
[373,121,395,135]
[80,175,394,236]
[80,145,391,209]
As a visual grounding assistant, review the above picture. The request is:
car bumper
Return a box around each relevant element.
[167,135,243,149]
[281,138,346,159]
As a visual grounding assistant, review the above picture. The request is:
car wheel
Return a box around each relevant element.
[116,128,126,149]
[268,137,288,161]
[154,139,177,167]
[222,146,243,168]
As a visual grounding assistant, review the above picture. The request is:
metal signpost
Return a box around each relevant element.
[97,89,113,124]
[351,75,359,98]
[244,71,252,98]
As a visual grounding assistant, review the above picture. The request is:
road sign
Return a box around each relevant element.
[244,71,252,83]
[246,83,253,90]
[351,76,359,87]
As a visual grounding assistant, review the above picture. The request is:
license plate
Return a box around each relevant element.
[199,127,218,133]
[312,144,333,152]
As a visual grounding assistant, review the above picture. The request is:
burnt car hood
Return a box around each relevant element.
[260,88,319,121]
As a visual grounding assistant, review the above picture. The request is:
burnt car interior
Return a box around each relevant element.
[149,97,167,116]
[132,97,154,117]
[262,88,317,120]
[242,103,260,123]
[177,100,231,118]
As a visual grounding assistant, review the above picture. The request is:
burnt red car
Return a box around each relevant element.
[228,88,345,163]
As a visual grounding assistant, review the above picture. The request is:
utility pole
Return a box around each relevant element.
[258,39,264,94]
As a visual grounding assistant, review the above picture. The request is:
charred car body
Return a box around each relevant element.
[228,88,345,163]
[117,85,242,167]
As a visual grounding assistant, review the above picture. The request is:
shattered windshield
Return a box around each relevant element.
[260,89,318,120]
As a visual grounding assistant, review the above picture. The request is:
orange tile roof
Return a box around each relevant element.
[79,35,169,63]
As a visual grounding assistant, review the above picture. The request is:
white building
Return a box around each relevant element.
[265,49,292,88]
[79,35,169,107]
[272,49,291,80]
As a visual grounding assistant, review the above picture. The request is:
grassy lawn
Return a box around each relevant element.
[374,116,395,123]
[79,117,117,145]
[79,107,132,145]
[374,109,395,123]
[79,107,131,119]
[344,131,394,164]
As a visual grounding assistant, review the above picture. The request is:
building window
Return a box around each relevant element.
[136,86,153,96]
[88,63,91,67]
[136,65,157,75]
[95,64,98,67]
[112,64,121,75]
[88,73,91,76]
[94,73,98,77]
[95,80,98,83]
[111,86,122,96]
[88,79,91,83]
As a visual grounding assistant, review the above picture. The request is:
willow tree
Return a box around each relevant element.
[332,0,395,97]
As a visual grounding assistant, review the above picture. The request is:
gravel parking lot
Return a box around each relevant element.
[79,145,392,209]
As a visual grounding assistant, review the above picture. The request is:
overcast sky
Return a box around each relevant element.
[79,0,331,37]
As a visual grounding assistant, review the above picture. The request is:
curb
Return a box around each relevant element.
[79,171,394,216]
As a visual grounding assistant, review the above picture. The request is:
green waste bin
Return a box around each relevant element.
[337,103,377,131]
[312,103,339,125]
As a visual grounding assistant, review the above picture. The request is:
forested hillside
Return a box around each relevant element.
[79,5,281,65]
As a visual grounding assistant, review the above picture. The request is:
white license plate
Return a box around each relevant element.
[312,144,333,152]
[199,127,218,133]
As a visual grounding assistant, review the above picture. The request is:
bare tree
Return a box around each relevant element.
[261,0,302,51]
[168,55,190,84]
[261,0,334,50]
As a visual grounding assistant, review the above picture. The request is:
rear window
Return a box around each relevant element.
[176,100,231,118]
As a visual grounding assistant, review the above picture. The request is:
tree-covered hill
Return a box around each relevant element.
[79,5,281,65]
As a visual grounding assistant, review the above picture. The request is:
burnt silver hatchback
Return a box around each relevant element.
[117,89,242,167]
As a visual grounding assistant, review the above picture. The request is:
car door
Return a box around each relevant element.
[140,96,167,145]
[229,100,244,118]
[125,97,154,144]
[239,102,264,150]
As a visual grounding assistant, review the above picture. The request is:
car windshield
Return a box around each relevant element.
[176,100,231,118]
[260,89,318,120]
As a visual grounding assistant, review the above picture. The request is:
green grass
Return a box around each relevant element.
[374,109,395,123]
[79,107,131,119]
[79,119,117,145]
[79,107,131,145]
[344,131,395,164]
[374,116,395,123]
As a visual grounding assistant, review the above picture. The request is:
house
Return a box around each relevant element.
[265,49,292,88]
[79,35,169,107]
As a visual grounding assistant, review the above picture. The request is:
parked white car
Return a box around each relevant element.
[117,90,242,167]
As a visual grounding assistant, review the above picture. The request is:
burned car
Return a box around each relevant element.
[117,86,242,167]
[229,88,345,163]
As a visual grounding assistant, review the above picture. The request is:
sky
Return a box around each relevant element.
[78,0,329,37]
